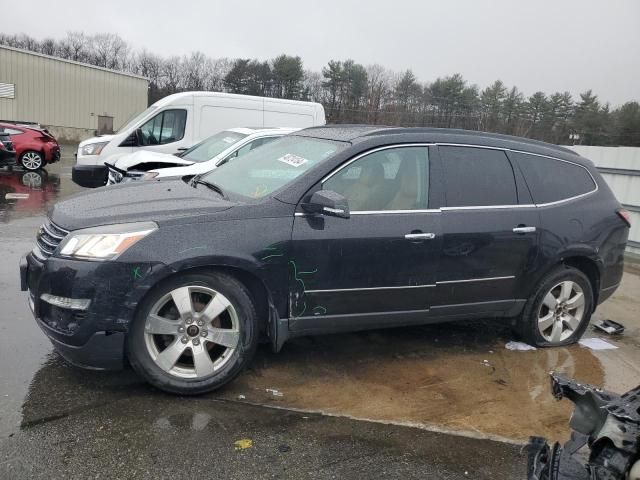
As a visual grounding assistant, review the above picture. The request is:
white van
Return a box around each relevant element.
[72,92,325,187]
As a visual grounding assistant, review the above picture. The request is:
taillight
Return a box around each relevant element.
[38,135,52,142]
[617,208,631,227]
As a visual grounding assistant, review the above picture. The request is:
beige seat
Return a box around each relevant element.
[386,163,419,210]
[346,162,386,211]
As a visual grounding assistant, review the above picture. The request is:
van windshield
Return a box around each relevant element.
[200,136,345,200]
[116,105,159,134]
[182,131,248,162]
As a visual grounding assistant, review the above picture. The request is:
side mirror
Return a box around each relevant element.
[302,190,350,219]
[119,130,141,148]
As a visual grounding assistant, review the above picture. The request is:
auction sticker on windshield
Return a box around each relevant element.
[277,153,308,167]
[223,137,238,144]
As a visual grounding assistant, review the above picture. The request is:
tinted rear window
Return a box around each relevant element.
[440,146,518,207]
[512,152,596,204]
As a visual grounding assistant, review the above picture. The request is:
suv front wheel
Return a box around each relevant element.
[127,271,259,395]
[518,266,593,347]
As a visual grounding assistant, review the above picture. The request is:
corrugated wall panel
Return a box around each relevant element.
[0,46,148,133]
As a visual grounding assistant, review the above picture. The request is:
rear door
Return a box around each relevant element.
[289,145,442,333]
[433,145,540,316]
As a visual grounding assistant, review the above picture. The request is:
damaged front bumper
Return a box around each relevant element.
[21,251,167,370]
[527,373,640,479]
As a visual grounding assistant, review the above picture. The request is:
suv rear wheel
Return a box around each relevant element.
[127,271,259,395]
[518,266,593,347]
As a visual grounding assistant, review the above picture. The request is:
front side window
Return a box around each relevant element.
[323,146,430,211]
[201,136,345,200]
[440,146,517,207]
[138,109,186,146]
[512,152,596,204]
[182,131,248,162]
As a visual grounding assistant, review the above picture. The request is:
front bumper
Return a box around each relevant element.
[20,251,162,370]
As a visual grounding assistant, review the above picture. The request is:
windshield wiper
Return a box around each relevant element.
[190,177,227,199]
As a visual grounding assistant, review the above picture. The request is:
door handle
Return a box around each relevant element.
[513,226,536,234]
[405,232,436,240]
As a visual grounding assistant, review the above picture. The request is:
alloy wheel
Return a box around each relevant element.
[537,281,585,343]
[21,152,43,170]
[143,285,240,379]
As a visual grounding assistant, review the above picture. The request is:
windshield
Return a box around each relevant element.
[200,136,344,200]
[182,131,248,162]
[115,105,159,134]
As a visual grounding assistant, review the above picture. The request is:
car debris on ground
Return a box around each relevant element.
[505,341,537,351]
[593,319,625,335]
[527,373,640,480]
[578,337,619,350]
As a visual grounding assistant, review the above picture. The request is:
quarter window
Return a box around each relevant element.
[440,146,517,207]
[139,109,187,146]
[512,152,596,204]
[323,146,430,211]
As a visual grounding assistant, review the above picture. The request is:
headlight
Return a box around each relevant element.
[80,142,109,156]
[142,171,159,181]
[58,222,157,260]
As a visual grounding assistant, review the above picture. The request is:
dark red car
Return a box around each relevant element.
[0,123,60,170]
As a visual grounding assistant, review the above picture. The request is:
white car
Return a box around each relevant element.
[106,127,300,184]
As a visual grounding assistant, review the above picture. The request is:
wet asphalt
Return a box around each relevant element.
[1,146,638,479]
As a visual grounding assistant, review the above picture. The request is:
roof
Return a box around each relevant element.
[227,127,301,136]
[295,125,579,158]
[152,91,323,108]
[0,45,149,82]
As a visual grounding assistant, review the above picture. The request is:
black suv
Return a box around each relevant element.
[20,127,629,394]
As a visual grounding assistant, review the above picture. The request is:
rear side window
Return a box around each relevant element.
[440,146,517,207]
[512,152,596,204]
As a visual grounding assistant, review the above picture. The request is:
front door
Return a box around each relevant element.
[289,145,442,333]
[137,108,190,155]
[433,145,540,315]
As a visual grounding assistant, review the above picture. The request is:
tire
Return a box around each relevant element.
[517,266,593,347]
[20,151,44,171]
[127,271,259,395]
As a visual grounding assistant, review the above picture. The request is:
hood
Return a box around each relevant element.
[78,134,116,148]
[113,150,194,171]
[50,179,234,230]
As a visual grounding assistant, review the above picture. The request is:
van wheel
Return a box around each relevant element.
[127,271,259,395]
[21,151,44,170]
[517,266,593,347]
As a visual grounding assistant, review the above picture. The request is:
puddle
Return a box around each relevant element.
[221,272,640,442]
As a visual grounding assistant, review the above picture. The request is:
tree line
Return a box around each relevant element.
[2,32,639,146]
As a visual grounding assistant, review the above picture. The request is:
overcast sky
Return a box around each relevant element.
[5,0,640,106]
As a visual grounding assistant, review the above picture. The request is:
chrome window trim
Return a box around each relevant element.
[351,209,441,215]
[321,143,433,184]
[296,142,598,217]
[435,143,599,208]
[436,275,515,285]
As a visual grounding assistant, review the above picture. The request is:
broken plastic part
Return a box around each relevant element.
[527,373,640,479]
